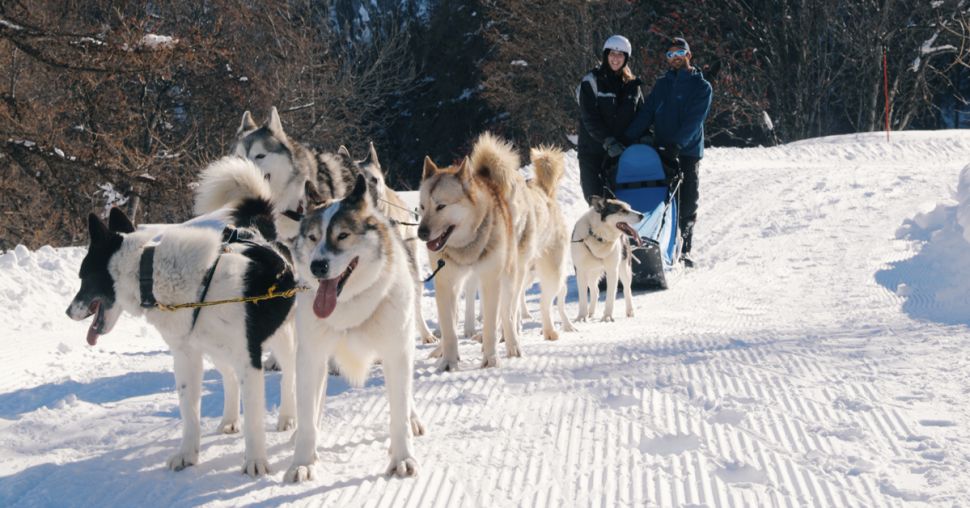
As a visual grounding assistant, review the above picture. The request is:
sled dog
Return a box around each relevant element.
[516,147,575,340]
[571,196,644,321]
[285,174,424,482]
[418,133,527,370]
[66,159,297,476]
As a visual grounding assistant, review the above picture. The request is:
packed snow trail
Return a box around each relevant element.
[1,131,969,506]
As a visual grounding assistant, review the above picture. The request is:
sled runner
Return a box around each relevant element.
[613,144,681,289]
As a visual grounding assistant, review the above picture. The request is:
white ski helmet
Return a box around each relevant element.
[603,35,632,56]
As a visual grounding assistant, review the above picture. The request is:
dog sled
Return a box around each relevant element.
[612,144,681,289]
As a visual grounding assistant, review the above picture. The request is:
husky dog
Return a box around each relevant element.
[418,133,528,370]
[285,174,424,482]
[66,159,297,476]
[571,197,645,321]
[345,142,437,344]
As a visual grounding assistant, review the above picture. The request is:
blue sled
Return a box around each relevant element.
[613,144,680,289]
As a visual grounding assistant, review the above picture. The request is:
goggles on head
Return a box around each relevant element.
[666,49,688,59]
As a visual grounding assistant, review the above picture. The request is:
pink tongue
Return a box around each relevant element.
[86,322,99,346]
[313,278,340,319]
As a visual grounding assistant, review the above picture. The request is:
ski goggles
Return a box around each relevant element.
[666,49,688,59]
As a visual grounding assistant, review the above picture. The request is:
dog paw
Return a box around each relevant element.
[386,456,419,477]
[427,343,443,358]
[410,413,426,437]
[435,355,460,372]
[626,308,634,318]
[544,329,560,341]
[284,462,316,483]
[480,354,499,368]
[166,451,198,472]
[277,415,296,432]
[217,418,241,434]
[471,332,484,343]
[242,457,271,477]
[505,343,521,358]
[420,332,438,345]
[574,315,587,323]
[601,315,614,323]
[561,321,577,333]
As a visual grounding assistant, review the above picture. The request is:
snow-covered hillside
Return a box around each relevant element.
[2,131,970,506]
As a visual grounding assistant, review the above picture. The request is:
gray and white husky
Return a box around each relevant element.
[65,158,297,476]
[570,197,644,321]
[285,174,424,482]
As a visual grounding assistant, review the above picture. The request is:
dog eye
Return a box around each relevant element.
[255,154,266,160]
[337,232,349,241]
[419,204,424,211]
[308,234,318,242]
[436,204,446,211]
[264,174,271,182]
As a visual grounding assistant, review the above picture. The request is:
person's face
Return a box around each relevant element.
[607,50,626,72]
[666,46,690,70]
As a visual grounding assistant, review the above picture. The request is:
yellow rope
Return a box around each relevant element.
[154,284,310,312]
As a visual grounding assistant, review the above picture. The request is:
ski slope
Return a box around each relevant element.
[2,131,970,506]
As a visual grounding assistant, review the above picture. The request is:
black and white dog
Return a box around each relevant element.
[66,158,297,477]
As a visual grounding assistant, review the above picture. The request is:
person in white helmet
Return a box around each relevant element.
[576,34,643,203]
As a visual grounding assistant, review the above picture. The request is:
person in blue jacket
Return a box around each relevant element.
[577,35,643,203]
[624,37,712,268]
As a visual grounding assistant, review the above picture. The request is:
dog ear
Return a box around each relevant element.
[267,106,285,136]
[304,180,323,205]
[366,142,381,170]
[108,207,135,233]
[590,195,605,212]
[238,110,257,134]
[88,213,111,244]
[337,145,352,158]
[456,156,472,183]
[422,156,439,180]
[344,173,368,207]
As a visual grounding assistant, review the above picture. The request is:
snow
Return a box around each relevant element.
[3,131,970,505]
[139,34,177,50]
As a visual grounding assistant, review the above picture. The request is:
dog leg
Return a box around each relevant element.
[382,346,419,477]
[536,257,561,340]
[462,276,477,339]
[167,348,203,472]
[588,274,600,319]
[241,365,270,477]
[479,273,502,367]
[621,254,635,318]
[557,283,577,332]
[212,359,240,434]
[414,283,437,344]
[602,249,620,322]
[268,323,297,432]
[499,268,523,360]
[433,268,463,371]
[284,320,329,483]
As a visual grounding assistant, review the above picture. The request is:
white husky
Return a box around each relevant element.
[285,174,424,482]
[571,196,644,321]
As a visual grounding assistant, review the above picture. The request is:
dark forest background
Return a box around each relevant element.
[2,0,969,249]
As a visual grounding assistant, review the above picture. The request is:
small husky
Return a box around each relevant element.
[571,197,644,322]
[66,158,297,476]
[418,133,524,370]
[285,174,424,482]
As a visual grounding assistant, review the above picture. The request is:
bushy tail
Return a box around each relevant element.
[469,132,520,197]
[530,146,565,199]
[193,156,273,215]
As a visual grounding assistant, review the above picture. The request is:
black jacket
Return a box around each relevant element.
[577,68,643,152]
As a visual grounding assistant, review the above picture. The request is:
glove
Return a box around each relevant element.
[656,144,681,179]
[603,137,625,158]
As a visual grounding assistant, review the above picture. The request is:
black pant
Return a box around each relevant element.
[578,149,616,204]
[678,155,700,254]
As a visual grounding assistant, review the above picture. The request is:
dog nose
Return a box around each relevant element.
[417,225,430,241]
[310,259,330,278]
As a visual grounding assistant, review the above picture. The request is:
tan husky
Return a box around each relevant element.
[418,133,519,370]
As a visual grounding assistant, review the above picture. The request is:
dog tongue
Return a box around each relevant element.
[313,278,340,319]
[86,323,99,346]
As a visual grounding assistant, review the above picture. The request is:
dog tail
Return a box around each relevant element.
[193,156,273,215]
[530,146,565,199]
[469,132,520,198]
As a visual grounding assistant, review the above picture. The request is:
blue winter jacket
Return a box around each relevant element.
[623,68,712,158]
